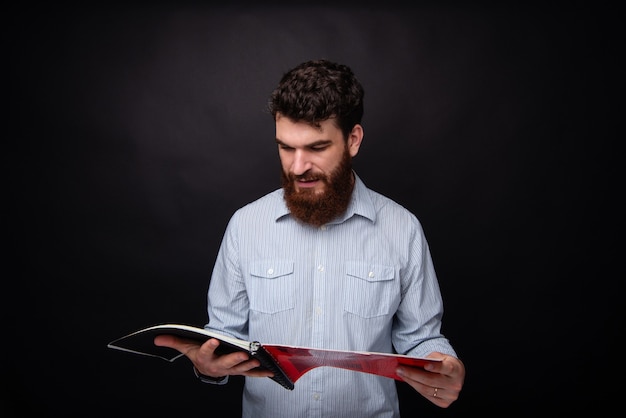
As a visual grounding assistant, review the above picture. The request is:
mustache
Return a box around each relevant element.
[288,171,323,182]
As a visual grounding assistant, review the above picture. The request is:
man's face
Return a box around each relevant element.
[275,115,363,226]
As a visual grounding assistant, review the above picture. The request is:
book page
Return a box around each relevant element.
[107,324,251,361]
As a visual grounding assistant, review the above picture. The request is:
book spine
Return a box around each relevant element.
[249,342,294,391]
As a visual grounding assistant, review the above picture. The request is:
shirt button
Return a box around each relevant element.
[317,265,324,272]
[313,393,320,400]
[267,268,274,275]
[368,271,375,278]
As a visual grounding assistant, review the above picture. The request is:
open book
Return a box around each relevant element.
[107,323,441,391]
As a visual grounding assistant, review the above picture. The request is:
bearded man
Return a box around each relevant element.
[156,59,465,418]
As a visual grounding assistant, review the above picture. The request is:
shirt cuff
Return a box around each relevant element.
[192,366,229,385]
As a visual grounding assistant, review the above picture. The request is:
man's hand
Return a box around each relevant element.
[396,352,465,408]
[154,334,275,379]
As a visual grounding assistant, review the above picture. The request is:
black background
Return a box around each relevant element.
[6,3,621,417]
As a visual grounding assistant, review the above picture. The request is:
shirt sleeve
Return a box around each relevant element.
[206,211,251,340]
[392,215,458,359]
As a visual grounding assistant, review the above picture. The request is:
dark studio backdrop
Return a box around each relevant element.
[6,3,621,417]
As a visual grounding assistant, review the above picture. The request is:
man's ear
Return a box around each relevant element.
[347,124,364,157]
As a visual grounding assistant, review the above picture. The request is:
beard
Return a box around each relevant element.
[282,148,354,227]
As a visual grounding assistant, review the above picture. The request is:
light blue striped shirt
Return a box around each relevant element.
[206,173,457,418]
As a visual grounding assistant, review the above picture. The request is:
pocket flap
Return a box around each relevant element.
[250,260,294,279]
[346,262,394,283]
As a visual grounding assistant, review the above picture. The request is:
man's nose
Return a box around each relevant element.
[291,150,312,175]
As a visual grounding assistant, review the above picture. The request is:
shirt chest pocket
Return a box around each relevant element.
[248,260,295,314]
[344,262,398,318]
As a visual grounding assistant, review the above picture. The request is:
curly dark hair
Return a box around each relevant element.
[268,59,364,140]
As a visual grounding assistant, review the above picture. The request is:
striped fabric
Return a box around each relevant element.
[206,173,456,418]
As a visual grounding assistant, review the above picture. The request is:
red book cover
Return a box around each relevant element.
[263,344,438,384]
